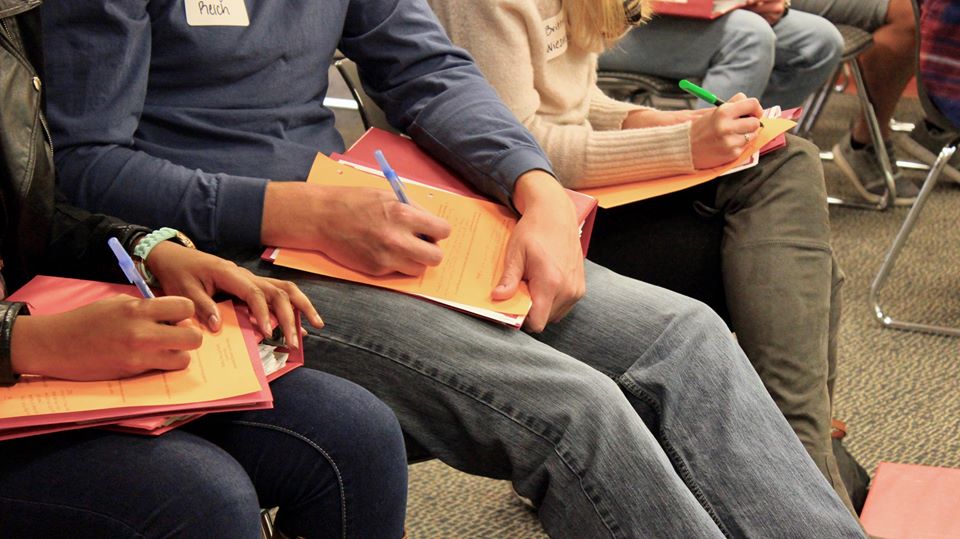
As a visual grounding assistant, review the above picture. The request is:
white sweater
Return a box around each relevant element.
[427,0,695,188]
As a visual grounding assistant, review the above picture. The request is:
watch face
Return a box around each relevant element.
[175,232,196,250]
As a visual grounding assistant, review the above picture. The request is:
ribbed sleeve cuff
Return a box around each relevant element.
[216,175,269,248]
[577,123,695,189]
[588,95,647,131]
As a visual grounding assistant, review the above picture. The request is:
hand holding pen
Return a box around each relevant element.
[678,80,764,169]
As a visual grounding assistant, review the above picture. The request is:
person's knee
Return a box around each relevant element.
[808,20,844,69]
[726,11,777,53]
[148,441,262,536]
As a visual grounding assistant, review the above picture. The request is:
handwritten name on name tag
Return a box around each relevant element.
[186,0,250,26]
[542,12,568,61]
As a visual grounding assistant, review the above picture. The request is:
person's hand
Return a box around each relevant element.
[743,0,787,25]
[261,182,452,276]
[146,242,325,348]
[622,108,711,129]
[491,170,585,332]
[689,93,763,169]
[10,295,202,381]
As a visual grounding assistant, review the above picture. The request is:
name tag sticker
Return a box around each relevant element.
[186,0,250,27]
[542,11,567,61]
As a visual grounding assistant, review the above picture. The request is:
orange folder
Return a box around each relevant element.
[0,276,302,440]
[860,462,960,539]
[341,127,599,256]
[266,154,533,327]
[579,116,797,208]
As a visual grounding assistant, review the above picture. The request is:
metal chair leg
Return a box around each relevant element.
[827,59,897,210]
[795,64,842,138]
[870,142,960,335]
[260,508,277,539]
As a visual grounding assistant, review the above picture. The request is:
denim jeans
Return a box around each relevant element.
[599,9,844,108]
[244,255,864,538]
[0,369,407,539]
[588,136,854,515]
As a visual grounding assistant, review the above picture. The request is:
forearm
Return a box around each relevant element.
[55,145,267,252]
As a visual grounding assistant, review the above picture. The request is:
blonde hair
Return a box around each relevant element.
[564,0,653,52]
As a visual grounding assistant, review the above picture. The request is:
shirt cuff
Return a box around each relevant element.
[216,175,269,248]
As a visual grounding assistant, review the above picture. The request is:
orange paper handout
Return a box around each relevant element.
[580,117,797,208]
[270,154,533,324]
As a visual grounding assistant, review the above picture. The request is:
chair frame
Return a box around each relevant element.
[795,25,899,210]
[868,0,960,335]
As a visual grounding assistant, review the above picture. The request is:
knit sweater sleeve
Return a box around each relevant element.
[428,0,695,189]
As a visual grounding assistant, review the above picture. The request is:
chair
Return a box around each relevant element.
[869,0,960,335]
[595,70,695,109]
[333,57,400,134]
[795,24,899,210]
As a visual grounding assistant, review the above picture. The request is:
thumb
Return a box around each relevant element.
[492,247,524,301]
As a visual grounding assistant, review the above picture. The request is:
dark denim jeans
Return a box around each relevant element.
[0,369,407,539]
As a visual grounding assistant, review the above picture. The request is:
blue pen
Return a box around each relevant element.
[108,237,155,299]
[375,149,432,241]
[374,149,412,204]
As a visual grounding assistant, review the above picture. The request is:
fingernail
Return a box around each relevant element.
[290,333,300,350]
[314,315,325,328]
[208,314,220,328]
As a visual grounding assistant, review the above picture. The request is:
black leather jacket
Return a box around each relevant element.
[0,0,149,384]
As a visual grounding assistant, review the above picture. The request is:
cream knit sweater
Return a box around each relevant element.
[427,0,695,188]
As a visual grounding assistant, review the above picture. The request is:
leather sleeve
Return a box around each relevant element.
[40,196,150,283]
[0,301,29,386]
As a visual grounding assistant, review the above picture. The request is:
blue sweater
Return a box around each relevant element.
[41,0,553,251]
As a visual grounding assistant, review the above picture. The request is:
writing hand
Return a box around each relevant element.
[10,296,202,381]
[262,182,452,277]
[690,93,763,169]
[491,171,585,333]
[145,242,324,349]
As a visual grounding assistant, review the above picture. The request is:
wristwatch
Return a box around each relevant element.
[132,227,196,285]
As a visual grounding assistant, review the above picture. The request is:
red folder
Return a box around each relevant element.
[1,276,303,440]
[652,0,747,19]
[341,128,598,256]
[860,462,960,539]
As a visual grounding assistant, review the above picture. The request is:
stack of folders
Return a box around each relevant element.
[0,276,303,440]
[652,0,748,19]
[264,128,599,328]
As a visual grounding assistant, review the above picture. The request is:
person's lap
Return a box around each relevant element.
[242,255,860,537]
[0,369,406,539]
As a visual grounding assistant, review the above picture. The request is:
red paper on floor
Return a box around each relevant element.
[860,462,960,539]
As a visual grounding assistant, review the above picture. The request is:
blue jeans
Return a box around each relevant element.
[245,258,865,538]
[599,9,844,108]
[0,369,407,539]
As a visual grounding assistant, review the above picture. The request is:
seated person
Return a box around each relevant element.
[0,4,407,538]
[41,0,865,536]
[428,0,859,516]
[794,0,960,200]
[598,0,844,110]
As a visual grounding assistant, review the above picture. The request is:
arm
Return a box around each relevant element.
[340,0,554,208]
[426,0,694,189]
[41,2,266,252]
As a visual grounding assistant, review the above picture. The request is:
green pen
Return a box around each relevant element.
[679,79,764,126]
[679,79,725,106]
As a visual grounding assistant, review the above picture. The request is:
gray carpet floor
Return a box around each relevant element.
[331,83,959,537]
